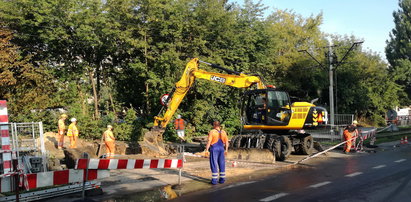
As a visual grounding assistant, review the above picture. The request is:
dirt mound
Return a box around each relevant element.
[140,128,169,156]
[43,132,134,169]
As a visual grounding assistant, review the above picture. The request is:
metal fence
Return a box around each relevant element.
[307,126,343,143]
[308,114,353,143]
[8,122,46,156]
[330,114,354,126]
[0,122,47,174]
[395,115,411,126]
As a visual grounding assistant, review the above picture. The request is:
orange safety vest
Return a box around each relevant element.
[174,119,185,130]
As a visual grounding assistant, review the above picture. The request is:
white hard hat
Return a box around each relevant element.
[177,114,181,119]
[107,125,113,128]
[352,120,358,124]
[70,118,77,122]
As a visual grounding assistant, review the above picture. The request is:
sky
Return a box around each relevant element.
[233,0,400,60]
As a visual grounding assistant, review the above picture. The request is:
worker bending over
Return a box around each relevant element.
[103,125,116,158]
[57,114,67,149]
[343,120,359,153]
[205,121,229,185]
[67,118,79,148]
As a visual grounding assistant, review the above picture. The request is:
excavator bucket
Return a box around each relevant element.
[140,128,169,156]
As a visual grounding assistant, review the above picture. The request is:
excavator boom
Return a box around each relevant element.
[154,58,265,128]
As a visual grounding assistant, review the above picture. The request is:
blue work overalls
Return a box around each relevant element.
[209,130,226,185]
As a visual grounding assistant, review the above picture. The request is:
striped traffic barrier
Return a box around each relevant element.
[76,158,183,170]
[0,100,12,174]
[405,136,408,144]
[0,169,109,193]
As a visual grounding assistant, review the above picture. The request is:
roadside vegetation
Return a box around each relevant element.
[0,0,410,142]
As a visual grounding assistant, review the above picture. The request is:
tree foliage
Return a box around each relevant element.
[386,0,411,105]
[0,27,55,117]
[0,0,403,142]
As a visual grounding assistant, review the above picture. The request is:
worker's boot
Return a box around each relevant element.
[211,178,218,185]
[218,178,225,184]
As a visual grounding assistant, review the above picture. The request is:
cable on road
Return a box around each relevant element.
[294,136,358,165]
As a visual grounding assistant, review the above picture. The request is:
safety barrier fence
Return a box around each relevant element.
[0,169,109,193]
[76,158,183,170]
[0,100,12,174]
[0,181,100,202]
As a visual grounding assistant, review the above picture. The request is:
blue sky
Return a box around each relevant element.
[232,0,399,59]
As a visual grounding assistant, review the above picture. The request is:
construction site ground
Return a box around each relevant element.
[48,138,402,202]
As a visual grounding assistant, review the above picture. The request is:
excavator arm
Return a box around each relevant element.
[154,58,266,128]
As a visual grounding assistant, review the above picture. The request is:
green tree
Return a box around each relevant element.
[386,0,411,105]
[0,27,55,118]
[333,36,400,124]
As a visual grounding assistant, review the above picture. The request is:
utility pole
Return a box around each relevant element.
[298,40,363,128]
[328,41,335,127]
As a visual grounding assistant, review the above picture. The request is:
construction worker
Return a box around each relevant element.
[205,121,229,185]
[174,115,186,142]
[67,118,79,149]
[57,114,68,149]
[343,120,359,153]
[103,125,115,159]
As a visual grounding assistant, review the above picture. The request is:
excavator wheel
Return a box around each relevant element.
[263,135,275,149]
[294,144,302,154]
[249,135,257,147]
[230,136,240,148]
[272,138,281,160]
[241,135,253,148]
[235,135,246,148]
[300,135,314,155]
[257,135,266,149]
[277,136,292,161]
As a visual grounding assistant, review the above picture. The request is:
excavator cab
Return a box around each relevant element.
[242,89,292,126]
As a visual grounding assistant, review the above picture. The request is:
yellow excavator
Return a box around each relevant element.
[142,58,327,160]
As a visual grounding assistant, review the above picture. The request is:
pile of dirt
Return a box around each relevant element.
[43,132,139,170]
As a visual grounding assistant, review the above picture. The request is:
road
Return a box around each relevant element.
[171,144,411,202]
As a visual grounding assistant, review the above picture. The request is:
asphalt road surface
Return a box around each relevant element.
[172,144,411,202]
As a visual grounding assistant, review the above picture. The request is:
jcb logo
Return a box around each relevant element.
[210,76,226,83]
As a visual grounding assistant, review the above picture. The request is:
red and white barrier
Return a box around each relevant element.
[76,159,183,170]
[0,100,12,174]
[0,169,110,193]
[360,129,376,140]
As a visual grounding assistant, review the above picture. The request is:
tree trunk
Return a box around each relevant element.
[109,92,116,114]
[144,31,150,115]
[89,69,99,120]
[145,82,150,115]
[77,83,87,116]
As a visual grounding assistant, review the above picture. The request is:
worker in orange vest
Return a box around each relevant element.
[343,120,359,153]
[67,118,79,149]
[57,114,67,149]
[205,121,229,185]
[103,125,116,159]
[174,115,186,142]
